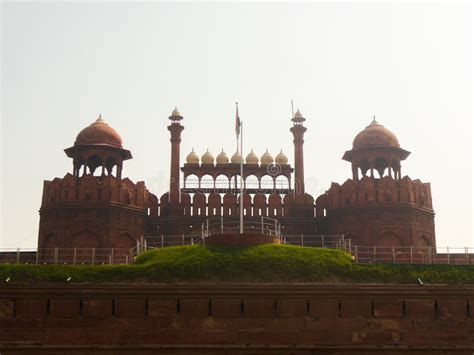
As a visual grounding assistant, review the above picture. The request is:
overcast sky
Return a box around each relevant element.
[1,2,472,248]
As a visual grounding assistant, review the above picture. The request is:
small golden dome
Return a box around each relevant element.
[201,149,215,165]
[246,149,259,165]
[275,149,288,165]
[216,149,229,164]
[171,106,181,117]
[231,151,242,164]
[291,108,306,124]
[260,149,274,165]
[186,148,199,164]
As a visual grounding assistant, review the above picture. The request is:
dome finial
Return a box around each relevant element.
[95,113,104,124]
[370,115,379,126]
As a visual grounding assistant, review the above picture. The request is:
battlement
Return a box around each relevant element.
[316,175,433,218]
[40,173,149,210]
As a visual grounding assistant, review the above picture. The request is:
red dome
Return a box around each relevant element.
[75,116,123,148]
[352,118,399,149]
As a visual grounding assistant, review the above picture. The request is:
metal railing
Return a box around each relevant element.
[283,234,349,250]
[1,239,472,266]
[204,216,281,238]
[0,247,136,265]
[351,245,474,265]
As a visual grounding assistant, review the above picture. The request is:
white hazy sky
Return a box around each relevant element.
[1,2,472,248]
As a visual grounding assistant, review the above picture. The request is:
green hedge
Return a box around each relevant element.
[0,244,472,284]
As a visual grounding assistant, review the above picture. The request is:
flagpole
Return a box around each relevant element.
[239,121,244,234]
[240,121,244,234]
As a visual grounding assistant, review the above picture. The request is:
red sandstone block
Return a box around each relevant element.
[308,299,338,319]
[16,298,47,318]
[51,298,79,318]
[296,329,350,345]
[279,298,307,318]
[243,298,275,318]
[405,299,434,320]
[237,329,297,345]
[116,298,145,318]
[84,298,112,319]
[0,298,14,318]
[148,298,176,317]
[341,298,372,318]
[374,299,403,319]
[180,298,208,318]
[212,298,242,318]
[438,300,467,320]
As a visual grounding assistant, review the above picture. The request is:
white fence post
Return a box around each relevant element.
[73,248,77,265]
[16,248,20,264]
[182,234,185,245]
[301,235,304,247]
[161,235,164,248]
[261,216,264,235]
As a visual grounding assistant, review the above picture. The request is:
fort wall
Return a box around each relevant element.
[0,283,473,354]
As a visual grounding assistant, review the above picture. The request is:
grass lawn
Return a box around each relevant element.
[0,244,473,284]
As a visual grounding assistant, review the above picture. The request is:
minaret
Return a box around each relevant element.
[168,107,184,204]
[290,109,307,195]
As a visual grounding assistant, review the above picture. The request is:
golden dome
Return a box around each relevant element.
[352,117,400,150]
[186,148,199,164]
[260,149,274,165]
[201,149,215,165]
[216,149,229,164]
[275,149,288,165]
[231,151,242,164]
[246,149,259,165]
[75,115,123,148]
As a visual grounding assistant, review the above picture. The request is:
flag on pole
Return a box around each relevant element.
[235,102,241,138]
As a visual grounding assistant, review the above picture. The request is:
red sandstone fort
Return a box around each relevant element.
[37,108,435,251]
